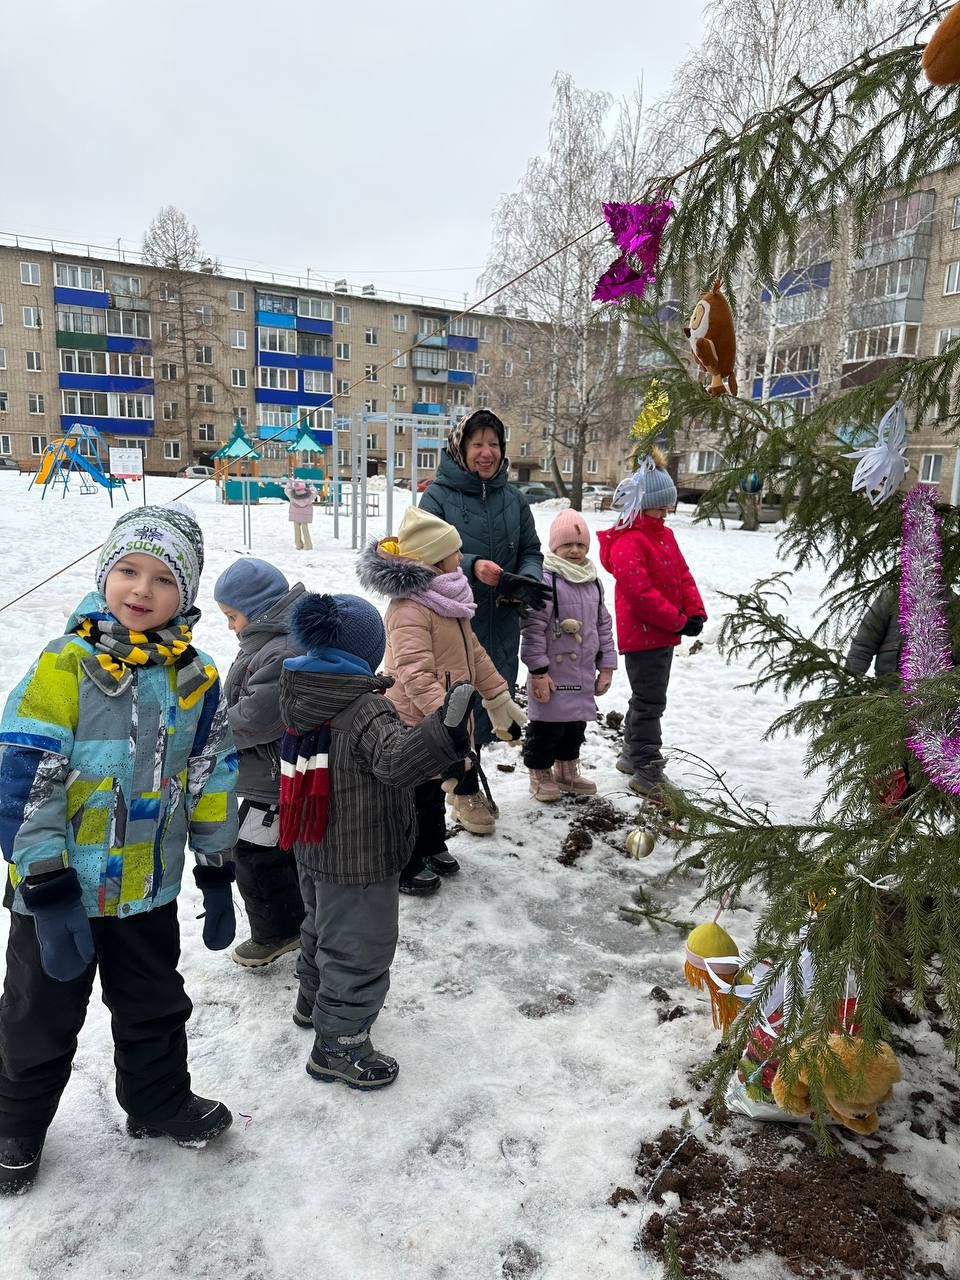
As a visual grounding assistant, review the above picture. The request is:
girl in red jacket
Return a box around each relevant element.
[597,457,706,796]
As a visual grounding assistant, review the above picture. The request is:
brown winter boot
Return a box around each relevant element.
[554,758,597,796]
[449,790,496,835]
[528,768,562,803]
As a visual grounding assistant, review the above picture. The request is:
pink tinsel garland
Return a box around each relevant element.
[899,484,960,793]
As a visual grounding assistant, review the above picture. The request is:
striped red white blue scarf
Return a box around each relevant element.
[279,725,332,847]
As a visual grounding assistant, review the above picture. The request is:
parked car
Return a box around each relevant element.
[517,484,555,504]
[582,484,615,497]
[0,457,19,473]
[393,477,412,490]
[417,477,434,492]
[178,464,215,479]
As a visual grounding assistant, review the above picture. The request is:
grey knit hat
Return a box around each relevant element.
[96,502,205,614]
[612,460,678,528]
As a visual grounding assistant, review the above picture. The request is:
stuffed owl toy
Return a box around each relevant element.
[684,278,738,397]
[923,2,960,84]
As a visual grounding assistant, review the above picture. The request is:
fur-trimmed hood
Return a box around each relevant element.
[357,538,436,600]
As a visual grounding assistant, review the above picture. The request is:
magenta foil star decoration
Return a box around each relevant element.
[593,199,673,304]
[899,483,960,794]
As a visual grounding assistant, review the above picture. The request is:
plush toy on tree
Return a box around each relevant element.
[771,1035,901,1135]
[684,278,738,397]
[922,2,960,85]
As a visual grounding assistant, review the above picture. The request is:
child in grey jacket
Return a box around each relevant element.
[279,593,475,1090]
[214,558,306,968]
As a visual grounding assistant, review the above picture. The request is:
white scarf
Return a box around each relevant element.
[543,552,597,584]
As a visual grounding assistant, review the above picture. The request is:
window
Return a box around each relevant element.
[257,292,295,316]
[159,321,178,342]
[953,196,960,231]
[392,349,407,368]
[158,283,177,303]
[853,259,919,302]
[504,426,512,441]
[945,262,960,296]
[522,348,532,362]
[920,453,944,484]
[57,306,105,336]
[411,348,447,372]
[259,326,297,354]
[31,435,47,455]
[519,442,529,458]
[449,315,480,338]
[0,348,5,370]
[392,313,408,333]
[336,378,350,395]
[364,364,378,383]
[477,389,490,408]
[417,450,439,469]
[394,451,406,468]
[501,327,514,345]
[108,272,141,297]
[335,303,352,324]
[866,193,924,243]
[159,362,178,381]
[195,384,214,404]
[113,395,152,419]
[229,329,247,350]
[417,315,446,337]
[0,395,7,413]
[690,449,722,474]
[416,385,443,404]
[231,368,247,388]
[503,360,513,377]
[196,304,213,325]
[587,458,599,475]
[302,370,332,394]
[0,304,3,324]
[56,263,104,290]
[257,367,296,392]
[522,378,533,394]
[336,341,351,360]
[845,324,919,362]
[392,384,407,401]
[337,449,351,468]
[449,350,475,373]
[228,289,246,311]
[25,351,42,372]
[110,353,152,378]
[298,297,333,320]
[28,394,45,415]
[0,433,9,452]
[478,322,491,343]
[22,306,42,328]
[364,401,378,415]
[107,310,150,338]
[197,423,216,442]
[937,327,960,355]
[561,457,573,474]
[364,326,378,345]
[195,345,214,365]
[451,388,470,406]
[298,334,331,358]
[478,358,490,376]
[163,441,182,462]
[234,406,249,426]
[771,344,820,375]
[162,401,178,420]
[20,263,40,286]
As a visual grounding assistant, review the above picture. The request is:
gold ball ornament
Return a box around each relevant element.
[625,827,656,858]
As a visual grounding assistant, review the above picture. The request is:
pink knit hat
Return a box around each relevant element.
[549,509,590,552]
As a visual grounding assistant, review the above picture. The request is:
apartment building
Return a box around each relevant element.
[0,238,626,485]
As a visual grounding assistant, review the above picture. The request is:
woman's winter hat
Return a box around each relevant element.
[96,502,204,614]
[290,592,386,671]
[381,506,462,566]
[446,408,506,471]
[549,509,590,552]
[214,558,289,623]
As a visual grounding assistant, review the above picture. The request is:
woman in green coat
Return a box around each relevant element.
[419,409,545,834]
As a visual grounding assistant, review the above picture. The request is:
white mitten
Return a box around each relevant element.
[482,689,527,744]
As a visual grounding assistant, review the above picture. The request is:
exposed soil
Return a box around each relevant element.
[556,797,629,865]
[634,1124,948,1280]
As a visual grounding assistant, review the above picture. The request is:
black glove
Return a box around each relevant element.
[193,863,237,951]
[440,680,479,755]
[679,615,705,638]
[21,868,95,982]
[495,572,551,614]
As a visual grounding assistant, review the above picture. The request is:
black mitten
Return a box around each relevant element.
[679,615,705,638]
[495,572,551,614]
[439,680,479,754]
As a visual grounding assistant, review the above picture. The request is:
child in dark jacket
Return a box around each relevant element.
[214,558,306,967]
[0,503,239,1196]
[597,460,706,797]
[521,510,617,802]
[279,593,475,1089]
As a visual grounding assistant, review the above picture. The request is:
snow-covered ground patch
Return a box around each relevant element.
[0,474,955,1280]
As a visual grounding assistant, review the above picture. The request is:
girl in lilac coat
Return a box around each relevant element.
[520,510,617,802]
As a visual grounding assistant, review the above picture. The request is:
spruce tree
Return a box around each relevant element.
[616,0,960,1111]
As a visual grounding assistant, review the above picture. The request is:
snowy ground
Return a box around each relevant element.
[0,475,956,1279]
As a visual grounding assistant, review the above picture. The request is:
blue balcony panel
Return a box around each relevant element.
[415,333,447,348]
[54,286,111,309]
[297,354,334,372]
[60,415,153,437]
[254,389,333,408]
[295,316,334,336]
[256,311,296,329]
[257,350,298,369]
[59,373,154,395]
[447,335,478,353]
[106,336,151,354]
[760,261,832,303]
[412,402,444,415]
[447,370,475,386]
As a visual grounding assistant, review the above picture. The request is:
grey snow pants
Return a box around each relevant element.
[622,647,674,783]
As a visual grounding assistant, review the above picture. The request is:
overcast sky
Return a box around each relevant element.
[1,1,703,305]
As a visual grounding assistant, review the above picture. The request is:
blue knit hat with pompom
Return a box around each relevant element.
[290,593,385,672]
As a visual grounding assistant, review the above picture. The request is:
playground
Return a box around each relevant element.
[30,424,129,504]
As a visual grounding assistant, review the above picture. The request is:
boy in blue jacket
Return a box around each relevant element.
[0,503,239,1195]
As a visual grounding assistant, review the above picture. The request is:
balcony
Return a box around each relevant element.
[412,402,444,415]
[415,333,447,348]
[56,330,108,350]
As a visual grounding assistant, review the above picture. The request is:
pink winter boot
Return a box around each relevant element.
[554,758,597,796]
[528,768,562,803]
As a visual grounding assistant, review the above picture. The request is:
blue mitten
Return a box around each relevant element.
[193,864,236,950]
[21,869,95,982]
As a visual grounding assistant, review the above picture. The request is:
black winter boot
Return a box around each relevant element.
[126,1093,232,1146]
[0,1135,44,1196]
[293,991,314,1029]
[400,865,442,896]
[306,1034,398,1089]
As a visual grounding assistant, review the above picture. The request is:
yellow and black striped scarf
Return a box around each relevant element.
[74,616,218,709]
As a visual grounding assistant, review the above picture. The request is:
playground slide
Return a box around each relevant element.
[69,450,125,489]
